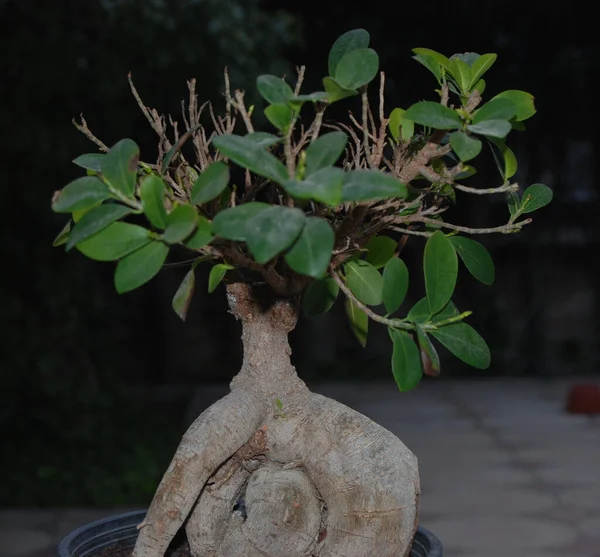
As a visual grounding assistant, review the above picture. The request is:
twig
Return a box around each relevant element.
[454,183,519,195]
[231,90,254,133]
[410,216,533,235]
[128,73,162,136]
[294,66,306,96]
[72,116,109,152]
[310,105,326,144]
[224,68,233,130]
[361,87,374,168]
[378,72,385,125]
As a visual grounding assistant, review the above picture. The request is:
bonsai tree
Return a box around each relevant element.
[51,29,552,557]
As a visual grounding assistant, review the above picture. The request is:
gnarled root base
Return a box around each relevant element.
[132,283,420,557]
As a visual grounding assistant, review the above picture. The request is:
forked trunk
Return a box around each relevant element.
[132,282,420,557]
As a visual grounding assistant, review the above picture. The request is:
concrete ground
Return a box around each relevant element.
[2,378,600,556]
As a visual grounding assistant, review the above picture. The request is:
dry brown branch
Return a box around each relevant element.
[72,116,109,152]
[231,90,254,133]
[294,65,306,96]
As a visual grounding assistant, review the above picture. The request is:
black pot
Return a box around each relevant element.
[58,510,442,557]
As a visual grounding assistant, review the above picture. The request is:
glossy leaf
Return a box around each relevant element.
[305,132,348,176]
[284,217,334,278]
[191,161,230,205]
[328,28,370,76]
[66,203,133,250]
[430,322,491,369]
[489,139,518,180]
[77,222,150,261]
[264,103,294,132]
[52,177,112,213]
[449,58,471,93]
[364,236,397,269]
[73,153,105,172]
[161,205,198,244]
[473,78,486,94]
[520,183,553,213]
[424,231,458,315]
[289,92,329,106]
[450,236,495,285]
[244,132,280,148]
[450,132,482,162]
[492,90,536,121]
[322,77,358,103]
[407,297,431,323]
[245,206,305,264]
[390,329,423,391]
[467,119,511,139]
[342,170,407,202]
[335,48,379,90]
[52,221,71,247]
[185,216,213,249]
[345,298,368,347]
[345,259,383,306]
[302,278,339,317]
[469,54,497,88]
[412,48,451,70]
[388,108,405,142]
[412,53,442,83]
[140,175,168,229]
[256,75,294,105]
[101,139,139,198]
[472,98,517,125]
[404,102,462,130]
[212,202,270,241]
[283,167,344,206]
[208,263,234,293]
[382,256,409,314]
[172,269,195,321]
[212,134,288,183]
[114,241,169,293]
[415,324,441,377]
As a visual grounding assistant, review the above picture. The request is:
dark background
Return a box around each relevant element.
[1,0,598,506]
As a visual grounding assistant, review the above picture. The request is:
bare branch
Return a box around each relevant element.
[294,65,306,96]
[454,183,520,195]
[231,90,254,133]
[361,88,374,168]
[407,216,533,235]
[128,73,162,137]
[72,116,109,152]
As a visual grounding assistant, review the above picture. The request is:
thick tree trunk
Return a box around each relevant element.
[132,282,420,557]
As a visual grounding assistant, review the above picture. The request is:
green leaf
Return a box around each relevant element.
[489,139,518,180]
[335,48,379,90]
[328,28,370,76]
[172,269,195,321]
[390,330,423,391]
[212,134,288,183]
[520,183,553,213]
[430,322,490,369]
[424,230,458,315]
[473,78,486,94]
[101,139,139,198]
[388,108,405,142]
[66,203,133,250]
[345,259,383,306]
[412,48,451,70]
[52,177,112,213]
[415,324,441,377]
[469,54,497,88]
[454,164,477,180]
[77,222,150,261]
[342,170,407,202]
[73,153,105,172]
[289,92,329,104]
[208,263,234,293]
[284,217,334,278]
[305,132,348,176]
[404,101,462,130]
[114,241,169,294]
[256,75,294,105]
[212,202,270,241]
[302,277,339,317]
[161,205,198,244]
[449,58,471,93]
[322,77,358,103]
[140,175,168,229]
[283,167,344,206]
[191,161,230,205]
[244,132,280,148]
[264,103,294,132]
[407,297,431,323]
[450,236,495,285]
[467,120,511,139]
[52,220,71,247]
[472,98,517,125]
[492,90,536,121]
[246,206,305,264]
[364,236,397,269]
[185,216,213,249]
[382,256,409,314]
[449,132,482,162]
[412,54,442,83]
[345,298,368,347]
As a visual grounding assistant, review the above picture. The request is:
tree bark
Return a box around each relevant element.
[133,282,420,557]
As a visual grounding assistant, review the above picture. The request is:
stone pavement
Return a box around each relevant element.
[2,378,600,556]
